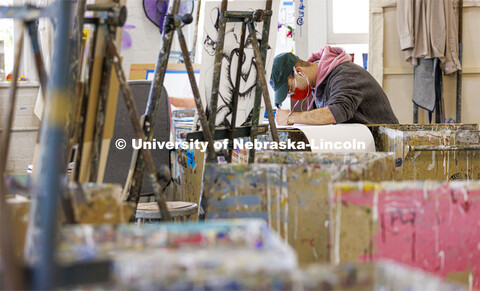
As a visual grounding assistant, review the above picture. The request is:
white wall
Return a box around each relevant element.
[121,0,199,77]
[306,0,328,57]
[294,0,327,60]
[121,1,164,76]
[0,84,40,174]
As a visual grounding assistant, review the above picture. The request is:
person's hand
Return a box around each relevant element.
[275,109,291,126]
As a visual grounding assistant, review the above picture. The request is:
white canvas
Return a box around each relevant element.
[194,0,279,131]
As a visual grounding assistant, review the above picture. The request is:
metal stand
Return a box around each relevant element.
[32,1,72,288]
[70,5,96,183]
[413,104,418,124]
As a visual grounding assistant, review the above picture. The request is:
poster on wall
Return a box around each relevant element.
[194,0,279,131]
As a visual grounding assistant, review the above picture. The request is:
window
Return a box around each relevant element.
[0,0,40,84]
[327,0,369,69]
[0,0,14,81]
[327,0,369,44]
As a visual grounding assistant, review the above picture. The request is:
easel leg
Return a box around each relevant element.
[72,22,98,182]
[0,22,26,291]
[206,0,228,163]
[26,21,48,97]
[89,24,115,182]
[0,24,24,174]
[105,35,171,221]
[127,0,181,203]
[32,2,73,287]
[247,22,279,144]
[175,21,215,154]
[413,104,418,124]
[248,2,275,163]
[27,19,48,175]
[28,19,77,223]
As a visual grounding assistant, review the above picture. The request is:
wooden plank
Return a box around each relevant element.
[372,124,480,180]
[77,0,124,183]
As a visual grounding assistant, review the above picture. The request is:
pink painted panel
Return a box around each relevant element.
[336,183,480,288]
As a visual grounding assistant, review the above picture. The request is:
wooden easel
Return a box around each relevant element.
[67,3,173,220]
[0,4,58,288]
[103,23,172,221]
[125,0,280,211]
[125,0,215,209]
[186,0,280,164]
[1,3,124,289]
[70,3,125,184]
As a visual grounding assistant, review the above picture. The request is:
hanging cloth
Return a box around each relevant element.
[413,58,443,122]
[397,0,458,121]
[397,0,462,74]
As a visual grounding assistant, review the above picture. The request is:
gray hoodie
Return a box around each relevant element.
[314,62,399,124]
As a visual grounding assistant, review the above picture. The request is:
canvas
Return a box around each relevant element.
[195,0,279,130]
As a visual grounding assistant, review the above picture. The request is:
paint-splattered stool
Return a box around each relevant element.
[135,201,198,224]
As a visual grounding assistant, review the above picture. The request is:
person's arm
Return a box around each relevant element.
[289,107,336,125]
[275,107,335,126]
[169,97,196,109]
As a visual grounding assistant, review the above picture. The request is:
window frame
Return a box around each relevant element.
[326,0,368,44]
[0,0,42,84]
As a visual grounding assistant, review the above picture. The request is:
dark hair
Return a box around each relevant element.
[288,59,311,79]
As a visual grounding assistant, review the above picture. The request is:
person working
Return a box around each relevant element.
[270,46,399,126]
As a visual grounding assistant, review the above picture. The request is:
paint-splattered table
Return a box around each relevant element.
[370,123,480,180]
[203,152,397,265]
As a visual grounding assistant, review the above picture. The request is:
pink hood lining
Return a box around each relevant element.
[307,45,352,88]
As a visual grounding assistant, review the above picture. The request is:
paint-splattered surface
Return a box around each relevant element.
[372,124,478,131]
[371,124,480,180]
[171,149,205,207]
[204,152,396,265]
[301,261,465,291]
[55,220,297,290]
[70,183,134,224]
[255,152,397,181]
[19,183,134,264]
[56,220,288,260]
[331,181,480,288]
[6,196,30,259]
[113,247,296,290]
